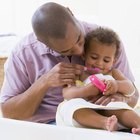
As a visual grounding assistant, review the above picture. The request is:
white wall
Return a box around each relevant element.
[0,0,140,103]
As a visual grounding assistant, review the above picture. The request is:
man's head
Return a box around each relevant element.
[32,2,85,56]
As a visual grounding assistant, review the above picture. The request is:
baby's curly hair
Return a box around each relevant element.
[84,27,120,58]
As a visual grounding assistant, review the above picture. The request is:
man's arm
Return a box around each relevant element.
[1,74,50,120]
[0,63,84,120]
[93,85,139,108]
[127,85,139,107]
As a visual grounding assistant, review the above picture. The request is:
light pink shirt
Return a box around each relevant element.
[0,21,134,123]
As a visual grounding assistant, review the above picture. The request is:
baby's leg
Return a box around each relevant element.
[73,108,118,131]
[102,109,140,135]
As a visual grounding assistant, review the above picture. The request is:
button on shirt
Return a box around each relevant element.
[0,21,135,123]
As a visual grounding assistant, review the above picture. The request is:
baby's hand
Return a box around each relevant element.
[103,80,118,95]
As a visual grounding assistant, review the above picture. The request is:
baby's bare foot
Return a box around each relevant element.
[132,128,140,135]
[106,115,118,132]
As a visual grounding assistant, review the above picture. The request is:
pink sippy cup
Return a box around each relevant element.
[89,75,106,92]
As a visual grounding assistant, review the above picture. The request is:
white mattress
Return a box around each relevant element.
[0,118,139,140]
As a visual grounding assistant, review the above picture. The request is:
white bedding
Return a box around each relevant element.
[0,35,21,57]
[0,118,139,140]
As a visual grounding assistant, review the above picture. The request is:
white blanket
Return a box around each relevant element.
[0,118,139,140]
[56,98,132,127]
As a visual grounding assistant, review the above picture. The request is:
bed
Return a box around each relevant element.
[0,118,140,140]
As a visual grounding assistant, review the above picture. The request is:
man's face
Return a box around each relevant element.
[44,22,85,56]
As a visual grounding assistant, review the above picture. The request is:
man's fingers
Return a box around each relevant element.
[55,73,76,86]
[47,62,84,87]
[61,62,84,69]
[94,96,105,104]
[88,95,102,103]
[59,67,82,75]
[61,79,75,86]
[60,73,75,79]
[99,97,111,105]
[51,63,82,77]
[58,62,84,73]
[94,96,110,105]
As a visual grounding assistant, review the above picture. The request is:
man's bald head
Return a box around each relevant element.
[32,2,76,41]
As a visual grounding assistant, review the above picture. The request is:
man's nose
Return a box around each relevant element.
[72,44,84,55]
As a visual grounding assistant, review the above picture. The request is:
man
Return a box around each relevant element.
[0,2,139,124]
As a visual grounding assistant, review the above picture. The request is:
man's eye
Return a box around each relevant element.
[91,56,97,59]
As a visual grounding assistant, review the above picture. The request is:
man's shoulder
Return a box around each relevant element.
[12,32,41,55]
[19,32,38,46]
[78,20,99,33]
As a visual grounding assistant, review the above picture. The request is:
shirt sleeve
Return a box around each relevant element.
[0,51,30,103]
[81,21,99,34]
[113,41,135,82]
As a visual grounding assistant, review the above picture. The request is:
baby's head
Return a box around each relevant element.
[84,27,120,74]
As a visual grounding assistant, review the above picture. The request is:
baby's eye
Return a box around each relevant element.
[104,60,110,63]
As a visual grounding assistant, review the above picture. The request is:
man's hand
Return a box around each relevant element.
[89,87,139,108]
[39,62,84,88]
[89,93,127,106]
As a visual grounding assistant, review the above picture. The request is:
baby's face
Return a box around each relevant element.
[84,41,116,75]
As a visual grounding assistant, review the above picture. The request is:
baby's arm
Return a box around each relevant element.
[63,82,99,100]
[103,69,135,96]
